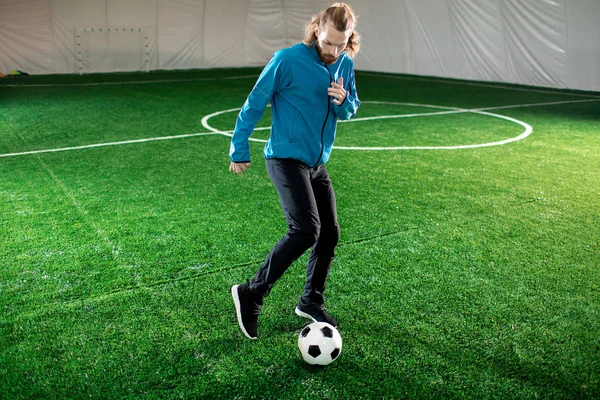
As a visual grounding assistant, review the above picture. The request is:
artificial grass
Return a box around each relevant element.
[1,68,599,399]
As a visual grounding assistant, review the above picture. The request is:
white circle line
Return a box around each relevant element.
[200,101,533,150]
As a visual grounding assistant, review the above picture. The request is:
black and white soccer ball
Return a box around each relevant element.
[298,322,342,366]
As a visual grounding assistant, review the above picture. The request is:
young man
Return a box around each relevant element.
[229,3,360,339]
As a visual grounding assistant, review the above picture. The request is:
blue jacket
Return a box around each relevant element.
[229,42,360,167]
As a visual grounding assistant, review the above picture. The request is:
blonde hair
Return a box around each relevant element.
[303,3,360,58]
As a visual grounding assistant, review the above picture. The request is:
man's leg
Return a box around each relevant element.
[234,158,321,338]
[249,158,322,296]
[296,165,340,326]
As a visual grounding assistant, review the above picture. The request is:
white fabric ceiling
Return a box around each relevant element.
[0,0,598,91]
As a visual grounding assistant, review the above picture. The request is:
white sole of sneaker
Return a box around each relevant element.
[231,285,257,340]
[294,306,317,323]
[295,306,339,328]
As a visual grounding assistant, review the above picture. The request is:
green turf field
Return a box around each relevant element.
[1,68,599,399]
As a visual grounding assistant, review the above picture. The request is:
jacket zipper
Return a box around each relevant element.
[313,65,333,168]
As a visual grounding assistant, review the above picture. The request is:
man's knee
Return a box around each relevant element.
[289,224,320,248]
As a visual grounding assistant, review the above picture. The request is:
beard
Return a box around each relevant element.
[316,44,338,65]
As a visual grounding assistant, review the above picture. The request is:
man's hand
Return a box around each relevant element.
[229,161,251,175]
[328,77,346,106]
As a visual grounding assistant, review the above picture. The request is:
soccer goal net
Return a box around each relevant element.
[73,27,151,74]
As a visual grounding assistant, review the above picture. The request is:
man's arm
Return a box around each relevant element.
[229,53,286,164]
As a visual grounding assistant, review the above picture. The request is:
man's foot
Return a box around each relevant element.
[231,283,263,339]
[295,299,338,327]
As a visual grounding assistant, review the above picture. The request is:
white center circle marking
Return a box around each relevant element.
[200,101,533,150]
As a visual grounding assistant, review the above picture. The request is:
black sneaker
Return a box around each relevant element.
[295,299,338,327]
[231,283,263,339]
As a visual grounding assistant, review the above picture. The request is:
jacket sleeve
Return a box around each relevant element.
[229,53,285,163]
[334,67,360,121]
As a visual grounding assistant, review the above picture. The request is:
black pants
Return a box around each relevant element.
[249,158,340,306]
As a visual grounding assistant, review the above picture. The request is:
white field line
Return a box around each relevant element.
[0,132,219,158]
[2,98,599,158]
[0,74,259,88]
[357,72,600,99]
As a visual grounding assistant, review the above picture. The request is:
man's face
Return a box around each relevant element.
[315,21,350,64]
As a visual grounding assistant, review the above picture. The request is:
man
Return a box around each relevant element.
[229,3,360,339]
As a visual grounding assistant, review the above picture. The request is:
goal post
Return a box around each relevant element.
[73,27,151,75]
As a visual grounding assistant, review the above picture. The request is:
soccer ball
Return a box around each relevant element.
[298,322,342,366]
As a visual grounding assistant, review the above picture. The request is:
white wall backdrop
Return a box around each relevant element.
[0,0,598,91]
